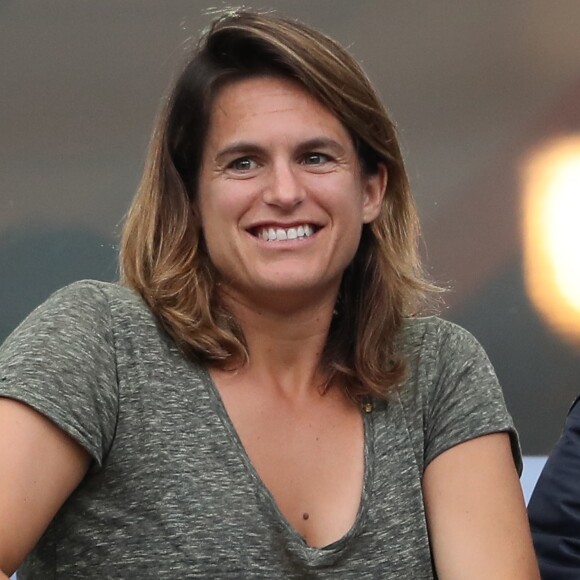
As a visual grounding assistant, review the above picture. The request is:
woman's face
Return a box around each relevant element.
[197,75,386,310]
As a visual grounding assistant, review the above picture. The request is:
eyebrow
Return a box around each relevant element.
[295,137,347,156]
[214,142,264,165]
[213,137,348,165]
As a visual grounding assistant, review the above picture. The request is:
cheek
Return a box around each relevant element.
[199,188,250,257]
[203,180,255,218]
[315,176,367,219]
[199,192,234,235]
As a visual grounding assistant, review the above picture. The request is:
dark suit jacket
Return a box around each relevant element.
[528,395,580,579]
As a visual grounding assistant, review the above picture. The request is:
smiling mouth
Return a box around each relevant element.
[251,224,319,242]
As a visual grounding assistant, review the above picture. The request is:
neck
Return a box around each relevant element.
[216,287,338,400]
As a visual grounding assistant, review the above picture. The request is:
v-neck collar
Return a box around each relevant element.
[198,365,376,563]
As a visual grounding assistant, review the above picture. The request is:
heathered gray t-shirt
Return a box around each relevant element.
[0,280,520,579]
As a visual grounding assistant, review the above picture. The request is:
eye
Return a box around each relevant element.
[302,152,331,166]
[228,157,258,172]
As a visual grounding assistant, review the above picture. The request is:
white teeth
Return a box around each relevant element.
[256,224,316,242]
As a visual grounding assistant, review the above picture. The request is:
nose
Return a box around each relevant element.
[262,160,305,209]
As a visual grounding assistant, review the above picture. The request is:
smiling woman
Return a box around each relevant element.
[0,9,539,579]
[197,75,385,312]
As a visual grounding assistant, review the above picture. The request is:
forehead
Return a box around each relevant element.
[205,75,352,147]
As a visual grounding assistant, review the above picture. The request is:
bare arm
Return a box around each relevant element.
[0,398,91,576]
[423,432,539,579]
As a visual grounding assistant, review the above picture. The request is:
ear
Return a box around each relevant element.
[362,163,387,223]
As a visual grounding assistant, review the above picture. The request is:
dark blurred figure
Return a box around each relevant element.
[528,395,580,578]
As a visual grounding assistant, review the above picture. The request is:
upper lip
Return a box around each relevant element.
[245,220,323,231]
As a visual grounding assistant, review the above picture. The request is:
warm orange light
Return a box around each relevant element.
[523,136,580,345]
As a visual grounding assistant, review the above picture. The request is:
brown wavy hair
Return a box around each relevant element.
[120,9,437,401]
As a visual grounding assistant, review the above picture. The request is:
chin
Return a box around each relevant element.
[240,275,341,305]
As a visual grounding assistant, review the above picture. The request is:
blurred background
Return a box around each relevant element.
[1,0,580,456]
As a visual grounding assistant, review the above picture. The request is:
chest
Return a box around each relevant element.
[53,368,434,578]
[215,378,366,548]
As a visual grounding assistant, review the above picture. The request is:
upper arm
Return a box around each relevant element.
[0,283,120,575]
[0,397,90,576]
[423,432,539,580]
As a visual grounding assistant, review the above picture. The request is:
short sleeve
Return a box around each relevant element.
[423,320,522,473]
[0,280,119,467]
